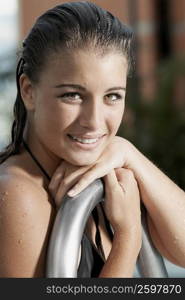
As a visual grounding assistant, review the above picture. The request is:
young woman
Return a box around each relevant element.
[0,1,184,278]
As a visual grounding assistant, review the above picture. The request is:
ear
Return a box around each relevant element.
[19,74,36,111]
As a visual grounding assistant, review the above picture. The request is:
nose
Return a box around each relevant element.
[78,98,104,130]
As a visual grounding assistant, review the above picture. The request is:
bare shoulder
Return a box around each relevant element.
[0,162,55,217]
[0,166,56,277]
[0,167,52,208]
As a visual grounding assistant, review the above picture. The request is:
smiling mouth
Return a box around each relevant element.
[68,134,104,144]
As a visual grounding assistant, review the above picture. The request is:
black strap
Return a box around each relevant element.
[23,140,51,181]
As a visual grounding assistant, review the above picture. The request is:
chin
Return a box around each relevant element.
[66,154,99,167]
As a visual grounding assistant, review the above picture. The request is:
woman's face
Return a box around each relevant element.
[28,49,128,166]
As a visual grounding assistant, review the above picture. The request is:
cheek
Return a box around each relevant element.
[34,102,73,134]
[108,105,125,133]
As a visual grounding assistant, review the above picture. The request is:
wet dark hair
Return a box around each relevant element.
[0,1,134,163]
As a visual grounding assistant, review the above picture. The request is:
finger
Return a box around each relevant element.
[62,164,92,184]
[56,164,92,197]
[49,160,65,187]
[67,160,117,197]
[115,168,137,187]
[54,165,91,204]
[49,161,91,193]
[50,164,93,206]
[103,169,119,188]
[55,176,80,204]
[118,181,126,193]
[103,170,126,196]
[115,168,140,200]
[67,163,104,197]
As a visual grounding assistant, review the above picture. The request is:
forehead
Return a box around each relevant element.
[39,49,128,87]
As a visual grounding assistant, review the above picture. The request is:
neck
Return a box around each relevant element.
[23,129,61,180]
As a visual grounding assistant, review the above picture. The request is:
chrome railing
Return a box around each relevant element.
[46,179,168,278]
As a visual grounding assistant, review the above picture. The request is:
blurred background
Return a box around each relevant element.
[0,0,185,277]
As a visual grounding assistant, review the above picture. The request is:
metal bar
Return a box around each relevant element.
[46,179,168,278]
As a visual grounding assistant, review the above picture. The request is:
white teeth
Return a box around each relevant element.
[70,135,99,144]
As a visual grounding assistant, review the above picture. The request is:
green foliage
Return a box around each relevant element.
[118,57,185,189]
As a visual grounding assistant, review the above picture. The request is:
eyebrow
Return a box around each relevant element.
[54,84,126,92]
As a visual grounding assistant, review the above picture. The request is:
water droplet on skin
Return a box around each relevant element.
[0,197,5,204]
[173,236,179,244]
[0,191,9,203]
[1,191,8,196]
[22,213,27,217]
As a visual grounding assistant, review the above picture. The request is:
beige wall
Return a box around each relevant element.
[19,0,130,39]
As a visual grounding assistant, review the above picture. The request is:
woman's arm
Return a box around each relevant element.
[99,231,140,277]
[123,140,185,267]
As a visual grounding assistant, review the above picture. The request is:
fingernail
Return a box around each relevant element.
[67,189,77,197]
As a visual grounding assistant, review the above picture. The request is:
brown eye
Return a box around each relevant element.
[59,92,82,102]
[105,93,122,103]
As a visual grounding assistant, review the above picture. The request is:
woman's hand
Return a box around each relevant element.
[48,160,92,207]
[98,168,142,278]
[103,168,141,240]
[48,136,130,206]
[66,136,131,196]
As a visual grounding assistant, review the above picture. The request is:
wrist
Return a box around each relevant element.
[112,233,141,260]
[120,138,143,172]
[113,227,142,247]
[120,138,136,167]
